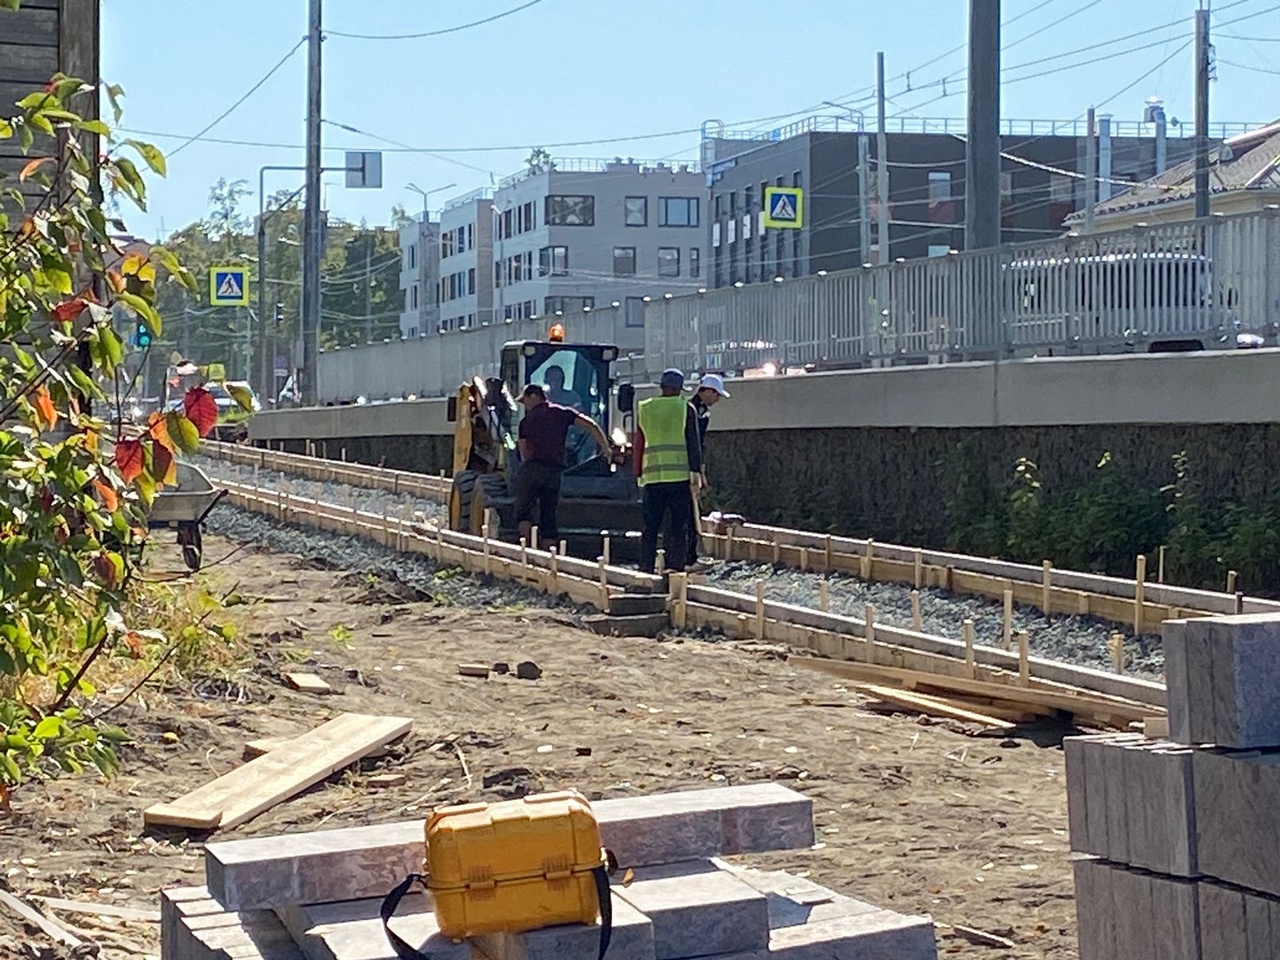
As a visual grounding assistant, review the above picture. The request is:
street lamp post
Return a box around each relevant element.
[406,181,456,221]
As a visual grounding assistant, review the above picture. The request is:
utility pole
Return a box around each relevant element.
[1084,107,1097,234]
[857,133,871,265]
[965,0,1001,251]
[300,0,323,404]
[363,236,373,344]
[875,51,889,265]
[1194,5,1211,219]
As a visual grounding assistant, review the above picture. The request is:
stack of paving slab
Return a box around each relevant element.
[1065,613,1280,960]
[160,782,938,960]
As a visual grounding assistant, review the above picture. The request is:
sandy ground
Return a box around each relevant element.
[0,535,1081,959]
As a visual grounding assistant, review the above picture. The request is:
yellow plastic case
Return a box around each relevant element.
[424,789,607,939]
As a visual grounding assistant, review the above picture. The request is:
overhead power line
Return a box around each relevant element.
[168,36,307,159]
[326,0,543,41]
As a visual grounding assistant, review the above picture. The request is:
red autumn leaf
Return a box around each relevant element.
[92,478,119,513]
[114,437,145,483]
[147,410,175,452]
[51,298,89,323]
[91,552,118,589]
[32,385,58,431]
[123,631,143,658]
[183,387,218,438]
[150,440,176,486]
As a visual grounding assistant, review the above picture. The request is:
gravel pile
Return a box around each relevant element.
[192,455,446,526]
[706,561,1165,681]
[204,502,584,614]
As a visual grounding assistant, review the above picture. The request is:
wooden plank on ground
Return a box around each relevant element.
[855,684,1015,729]
[790,655,1156,725]
[242,736,297,760]
[32,897,160,923]
[281,671,333,694]
[144,713,413,830]
[0,890,81,946]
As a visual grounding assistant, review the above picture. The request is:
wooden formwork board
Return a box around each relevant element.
[703,530,1206,634]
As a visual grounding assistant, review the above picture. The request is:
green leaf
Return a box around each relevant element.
[125,139,166,177]
[17,91,54,111]
[106,83,125,124]
[0,752,20,783]
[102,326,124,370]
[28,113,54,136]
[0,0,21,11]
[17,123,33,152]
[114,156,146,203]
[227,383,254,413]
[0,119,12,139]
[117,291,162,337]
[75,119,110,137]
[165,411,201,455]
[33,716,61,739]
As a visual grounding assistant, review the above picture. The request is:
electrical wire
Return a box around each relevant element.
[326,0,543,41]
[168,36,307,159]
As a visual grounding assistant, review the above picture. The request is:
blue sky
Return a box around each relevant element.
[100,0,1280,240]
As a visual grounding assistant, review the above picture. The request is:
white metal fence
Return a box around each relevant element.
[644,208,1280,375]
[316,209,1280,403]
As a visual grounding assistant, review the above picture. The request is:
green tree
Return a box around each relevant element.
[0,73,229,792]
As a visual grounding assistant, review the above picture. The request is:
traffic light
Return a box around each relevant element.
[136,321,152,348]
[274,302,285,327]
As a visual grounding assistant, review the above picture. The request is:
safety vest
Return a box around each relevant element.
[638,395,690,487]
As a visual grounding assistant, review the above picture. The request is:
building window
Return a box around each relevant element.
[690,248,701,278]
[613,246,636,277]
[410,284,419,310]
[545,195,595,226]
[625,197,648,227]
[408,326,418,338]
[545,295,595,314]
[659,197,700,227]
[468,267,476,295]
[928,171,952,202]
[441,232,453,259]
[407,244,417,270]
[927,244,950,258]
[657,247,680,277]
[539,245,569,276]
[625,296,645,328]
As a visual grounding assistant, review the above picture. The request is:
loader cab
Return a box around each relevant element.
[500,332,620,469]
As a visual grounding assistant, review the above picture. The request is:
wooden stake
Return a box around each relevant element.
[559,539,567,557]
[818,579,830,612]
[910,590,922,631]
[1134,554,1147,635]
[1041,560,1053,620]
[823,535,833,572]
[1110,632,1125,674]
[1077,591,1090,616]
[1158,545,1167,584]
[341,446,347,462]
[1235,591,1245,615]
[754,581,765,640]
[861,539,873,579]
[672,572,688,629]
[726,525,735,562]
[864,603,876,645]
[1002,587,1014,650]
[603,535,611,566]
[656,549,666,575]
[1227,569,1238,595]
[772,538,780,565]
[482,523,491,575]
[1017,631,1030,685]
[598,556,610,611]
[799,546,810,571]
[520,537,528,568]
[962,619,976,678]
[913,549,923,588]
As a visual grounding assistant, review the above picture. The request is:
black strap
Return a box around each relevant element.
[379,868,613,960]
[380,873,430,960]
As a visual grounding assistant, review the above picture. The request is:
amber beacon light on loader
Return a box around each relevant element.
[445,322,644,560]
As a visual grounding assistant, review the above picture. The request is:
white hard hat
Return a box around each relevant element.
[698,373,730,398]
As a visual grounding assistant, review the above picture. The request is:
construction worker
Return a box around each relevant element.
[686,373,730,569]
[634,368,702,574]
[515,383,612,550]
[542,365,585,410]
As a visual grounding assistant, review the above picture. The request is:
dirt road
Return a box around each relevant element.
[0,533,1080,959]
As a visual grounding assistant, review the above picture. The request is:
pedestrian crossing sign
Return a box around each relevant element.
[210,266,250,306]
[763,186,804,229]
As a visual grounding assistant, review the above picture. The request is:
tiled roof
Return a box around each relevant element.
[1065,120,1280,223]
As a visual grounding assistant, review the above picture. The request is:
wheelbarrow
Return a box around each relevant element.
[148,460,227,572]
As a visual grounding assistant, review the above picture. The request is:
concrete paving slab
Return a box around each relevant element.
[1246,891,1273,960]
[1113,866,1156,960]
[1149,873,1200,960]
[275,894,474,960]
[207,784,814,911]
[184,909,300,960]
[1197,880,1248,960]
[1072,857,1106,960]
[1163,619,1194,745]
[471,894,653,960]
[612,860,769,960]
[1193,749,1280,896]
[161,885,211,960]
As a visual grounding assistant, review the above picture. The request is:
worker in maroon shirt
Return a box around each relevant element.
[515,383,612,550]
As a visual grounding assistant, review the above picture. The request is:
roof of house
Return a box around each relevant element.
[1064,120,1280,224]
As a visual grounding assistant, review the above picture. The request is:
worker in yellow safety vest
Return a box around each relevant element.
[633,368,703,574]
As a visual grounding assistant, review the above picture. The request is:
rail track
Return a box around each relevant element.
[190,440,1241,728]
